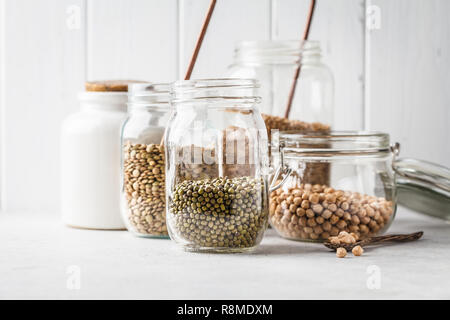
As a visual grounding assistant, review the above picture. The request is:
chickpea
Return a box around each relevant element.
[296,207,306,217]
[268,183,394,242]
[336,247,347,258]
[322,209,332,219]
[329,236,340,245]
[309,193,320,204]
[293,197,302,206]
[306,209,315,218]
[352,245,364,256]
[301,200,310,209]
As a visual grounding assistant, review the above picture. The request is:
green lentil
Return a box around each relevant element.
[169,176,268,249]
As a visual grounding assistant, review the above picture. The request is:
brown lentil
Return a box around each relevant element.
[123,142,168,236]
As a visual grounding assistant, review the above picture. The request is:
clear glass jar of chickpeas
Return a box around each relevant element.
[269,131,397,242]
[120,83,172,238]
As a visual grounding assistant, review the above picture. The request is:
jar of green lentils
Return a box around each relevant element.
[165,79,271,253]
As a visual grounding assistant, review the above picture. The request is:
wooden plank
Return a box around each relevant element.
[367,0,450,166]
[87,0,178,82]
[2,0,85,211]
[272,0,366,130]
[179,0,271,79]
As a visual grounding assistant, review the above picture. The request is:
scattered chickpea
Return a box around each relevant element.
[341,235,356,244]
[336,247,347,258]
[330,236,340,245]
[352,245,364,256]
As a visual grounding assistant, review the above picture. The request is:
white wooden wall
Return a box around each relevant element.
[0,0,448,213]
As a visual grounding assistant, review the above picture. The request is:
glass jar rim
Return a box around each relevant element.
[172,78,260,105]
[232,40,321,65]
[236,39,320,50]
[127,82,171,109]
[173,78,259,90]
[277,131,391,153]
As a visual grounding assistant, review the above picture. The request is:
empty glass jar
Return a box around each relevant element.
[165,79,270,252]
[269,132,397,242]
[121,83,171,238]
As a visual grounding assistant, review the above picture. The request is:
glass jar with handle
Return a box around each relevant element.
[269,131,450,242]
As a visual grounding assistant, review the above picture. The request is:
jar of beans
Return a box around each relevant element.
[120,83,172,238]
[165,79,271,253]
[269,131,398,242]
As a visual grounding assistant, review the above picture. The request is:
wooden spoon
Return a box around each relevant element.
[323,231,424,251]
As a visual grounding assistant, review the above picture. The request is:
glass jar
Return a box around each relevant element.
[165,79,270,253]
[61,88,128,229]
[269,132,397,242]
[228,40,334,126]
[120,83,171,238]
[228,40,333,187]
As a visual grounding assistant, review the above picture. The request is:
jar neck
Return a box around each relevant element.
[172,78,261,108]
[275,131,392,158]
[232,40,322,65]
[126,82,171,114]
[127,104,170,114]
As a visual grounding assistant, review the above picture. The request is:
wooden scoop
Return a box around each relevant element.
[323,231,424,251]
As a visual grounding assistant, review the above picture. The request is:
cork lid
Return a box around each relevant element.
[85,80,147,92]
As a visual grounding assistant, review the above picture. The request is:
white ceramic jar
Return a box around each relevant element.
[61,87,128,229]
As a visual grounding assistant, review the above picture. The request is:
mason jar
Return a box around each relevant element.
[121,83,171,238]
[228,40,334,126]
[269,132,397,242]
[229,40,333,187]
[165,79,270,253]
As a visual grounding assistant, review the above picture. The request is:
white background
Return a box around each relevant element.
[0,0,449,213]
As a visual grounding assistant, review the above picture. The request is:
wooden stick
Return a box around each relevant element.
[184,0,217,80]
[323,231,424,251]
[160,0,217,148]
[283,0,316,119]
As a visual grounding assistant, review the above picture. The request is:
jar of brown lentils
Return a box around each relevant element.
[120,83,171,238]
[269,131,398,242]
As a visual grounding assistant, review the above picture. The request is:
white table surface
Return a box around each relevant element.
[1,207,449,300]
